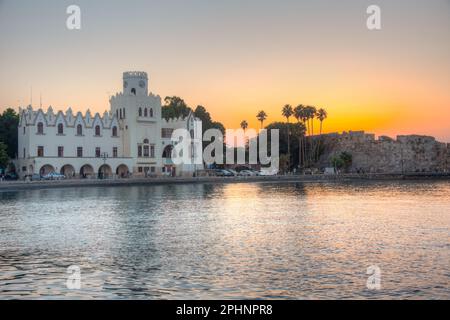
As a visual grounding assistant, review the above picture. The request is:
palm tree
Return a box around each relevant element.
[305,106,317,164]
[316,108,328,161]
[282,104,293,171]
[294,104,306,169]
[240,120,249,158]
[306,105,317,136]
[317,108,327,136]
[299,106,309,167]
[256,110,267,129]
[240,120,248,132]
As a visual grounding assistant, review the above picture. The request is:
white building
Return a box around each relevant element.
[15,71,203,179]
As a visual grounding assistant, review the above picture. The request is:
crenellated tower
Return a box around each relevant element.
[109,71,162,163]
[123,71,148,96]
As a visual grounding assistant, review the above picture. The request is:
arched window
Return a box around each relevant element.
[112,126,118,137]
[143,139,149,144]
[190,129,194,139]
[116,110,119,118]
[123,108,125,118]
[150,108,153,117]
[162,145,173,159]
[95,125,101,136]
[144,108,148,117]
[139,107,142,117]
[119,109,122,119]
[131,88,136,95]
[37,122,44,134]
[57,123,64,135]
[77,124,83,136]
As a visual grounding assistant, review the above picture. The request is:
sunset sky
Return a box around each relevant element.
[0,0,449,141]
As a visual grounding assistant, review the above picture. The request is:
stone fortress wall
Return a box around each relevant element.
[317,131,450,173]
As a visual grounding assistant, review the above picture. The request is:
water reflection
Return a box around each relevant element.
[0,180,449,299]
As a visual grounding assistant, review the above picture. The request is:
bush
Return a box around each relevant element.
[330,152,352,172]
[0,141,9,169]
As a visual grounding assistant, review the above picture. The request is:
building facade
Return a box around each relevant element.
[15,71,203,179]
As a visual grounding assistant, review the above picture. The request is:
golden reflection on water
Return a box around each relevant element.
[0,180,449,299]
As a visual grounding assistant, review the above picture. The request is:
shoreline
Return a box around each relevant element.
[0,173,449,192]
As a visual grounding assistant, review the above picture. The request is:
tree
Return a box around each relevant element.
[239,120,249,153]
[256,110,267,129]
[281,104,293,170]
[264,121,305,170]
[278,154,290,174]
[0,142,9,169]
[0,108,19,158]
[330,152,352,173]
[211,121,226,135]
[317,108,328,136]
[162,96,192,120]
[307,106,317,136]
[294,104,306,169]
[316,108,328,161]
[330,155,344,172]
[340,151,353,170]
[193,105,226,154]
[304,105,317,164]
[194,105,225,135]
[240,120,248,132]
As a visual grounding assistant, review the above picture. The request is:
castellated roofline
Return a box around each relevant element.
[318,130,442,144]
[123,71,148,79]
[161,111,201,124]
[163,117,187,124]
[18,105,118,128]
[109,91,161,101]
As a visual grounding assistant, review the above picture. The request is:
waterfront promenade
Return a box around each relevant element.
[1,173,449,192]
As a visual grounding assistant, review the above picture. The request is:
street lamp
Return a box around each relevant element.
[102,152,109,164]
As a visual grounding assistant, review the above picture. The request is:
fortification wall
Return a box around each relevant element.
[318,131,450,173]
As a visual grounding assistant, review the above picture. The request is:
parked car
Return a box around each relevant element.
[252,170,261,176]
[30,174,43,181]
[222,169,234,177]
[4,173,18,181]
[214,169,233,177]
[226,169,239,176]
[200,169,217,177]
[24,174,42,181]
[214,169,223,176]
[42,172,66,180]
[239,170,255,176]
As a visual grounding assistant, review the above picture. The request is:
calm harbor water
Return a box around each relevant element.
[0,180,449,299]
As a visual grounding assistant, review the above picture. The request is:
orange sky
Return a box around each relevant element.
[0,0,449,141]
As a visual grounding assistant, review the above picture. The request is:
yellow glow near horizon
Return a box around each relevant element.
[0,1,449,142]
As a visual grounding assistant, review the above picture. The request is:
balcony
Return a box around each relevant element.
[136,116,157,123]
